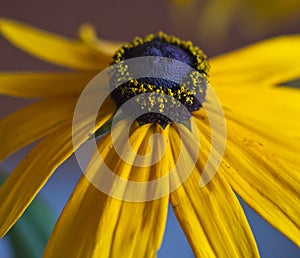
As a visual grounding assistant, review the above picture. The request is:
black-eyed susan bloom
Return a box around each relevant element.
[0,18,299,257]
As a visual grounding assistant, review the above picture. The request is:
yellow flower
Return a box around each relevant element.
[0,18,300,257]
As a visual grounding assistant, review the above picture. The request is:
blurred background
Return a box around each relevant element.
[0,0,300,257]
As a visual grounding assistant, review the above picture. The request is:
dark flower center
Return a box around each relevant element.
[110,32,209,127]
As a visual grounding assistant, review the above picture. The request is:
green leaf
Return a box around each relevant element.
[279,78,300,89]
[88,119,112,140]
[95,119,112,138]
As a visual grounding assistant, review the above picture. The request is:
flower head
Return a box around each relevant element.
[0,18,299,257]
[110,32,208,126]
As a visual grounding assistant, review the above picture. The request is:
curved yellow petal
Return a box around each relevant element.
[0,18,111,70]
[0,72,96,98]
[212,83,300,138]
[44,122,170,258]
[78,23,124,56]
[210,35,300,87]
[0,103,114,237]
[169,124,259,258]
[0,98,76,162]
[0,125,75,238]
[221,111,300,246]
[195,109,300,246]
[78,23,99,45]
[223,110,300,169]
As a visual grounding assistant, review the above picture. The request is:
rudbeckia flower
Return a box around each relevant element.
[0,18,299,257]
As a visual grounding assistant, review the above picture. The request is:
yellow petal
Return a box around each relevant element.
[0,125,74,238]
[44,122,170,258]
[78,23,123,57]
[0,18,110,70]
[169,124,259,258]
[210,35,300,87]
[202,34,300,137]
[212,83,300,138]
[0,72,96,98]
[220,111,300,246]
[195,109,300,246]
[0,104,114,237]
[0,98,76,162]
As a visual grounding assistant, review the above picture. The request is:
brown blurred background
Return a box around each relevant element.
[1,0,300,71]
[0,0,171,71]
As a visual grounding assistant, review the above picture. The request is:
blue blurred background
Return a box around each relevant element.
[0,0,300,257]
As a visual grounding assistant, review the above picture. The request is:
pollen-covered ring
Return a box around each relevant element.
[110,32,209,127]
